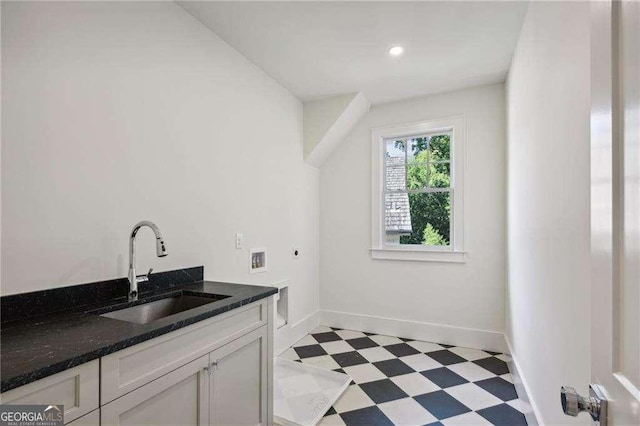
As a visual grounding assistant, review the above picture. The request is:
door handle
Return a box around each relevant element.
[561,384,608,425]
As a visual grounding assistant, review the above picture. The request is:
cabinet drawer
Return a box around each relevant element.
[101,299,267,403]
[0,360,99,423]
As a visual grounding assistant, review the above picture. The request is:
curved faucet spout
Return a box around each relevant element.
[128,221,168,301]
[131,221,168,257]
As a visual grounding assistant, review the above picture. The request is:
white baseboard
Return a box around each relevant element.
[275,309,320,356]
[505,337,542,426]
[320,309,507,353]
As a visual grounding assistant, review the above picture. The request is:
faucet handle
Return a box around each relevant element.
[134,268,153,285]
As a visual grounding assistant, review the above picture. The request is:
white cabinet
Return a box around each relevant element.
[101,297,274,426]
[101,355,209,426]
[209,327,268,426]
[101,301,268,404]
[102,325,271,426]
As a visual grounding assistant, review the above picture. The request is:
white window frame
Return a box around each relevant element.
[371,116,466,263]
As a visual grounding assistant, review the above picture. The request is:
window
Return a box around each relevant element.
[371,116,465,262]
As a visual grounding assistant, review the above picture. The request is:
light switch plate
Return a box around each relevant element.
[235,233,243,249]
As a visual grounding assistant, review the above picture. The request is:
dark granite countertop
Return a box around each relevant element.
[0,268,277,393]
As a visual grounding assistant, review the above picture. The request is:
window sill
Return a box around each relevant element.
[370,248,466,263]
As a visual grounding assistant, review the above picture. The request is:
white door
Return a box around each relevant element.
[589,0,640,424]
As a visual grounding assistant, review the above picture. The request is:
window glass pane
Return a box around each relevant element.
[385,166,406,191]
[385,140,405,165]
[428,162,450,188]
[406,164,429,190]
[385,192,450,246]
[385,193,412,238]
[406,163,450,190]
[428,134,450,161]
[407,138,428,164]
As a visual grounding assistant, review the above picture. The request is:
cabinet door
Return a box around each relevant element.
[209,327,268,426]
[66,409,99,426]
[101,355,209,426]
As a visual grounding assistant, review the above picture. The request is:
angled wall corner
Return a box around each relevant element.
[303,92,370,168]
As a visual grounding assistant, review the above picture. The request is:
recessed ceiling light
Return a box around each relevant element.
[389,46,404,56]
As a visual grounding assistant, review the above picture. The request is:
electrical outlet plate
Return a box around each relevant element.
[235,233,243,249]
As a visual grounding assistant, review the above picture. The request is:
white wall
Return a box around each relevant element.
[320,84,506,349]
[303,93,356,159]
[505,2,591,424]
[1,1,319,328]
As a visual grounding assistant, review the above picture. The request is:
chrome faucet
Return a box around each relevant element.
[128,221,168,301]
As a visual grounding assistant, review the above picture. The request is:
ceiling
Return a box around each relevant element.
[178,1,528,105]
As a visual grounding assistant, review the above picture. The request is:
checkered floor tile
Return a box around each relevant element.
[278,327,528,426]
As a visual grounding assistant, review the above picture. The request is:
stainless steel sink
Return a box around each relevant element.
[100,294,225,324]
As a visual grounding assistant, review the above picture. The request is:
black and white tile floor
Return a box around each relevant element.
[279,327,529,426]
